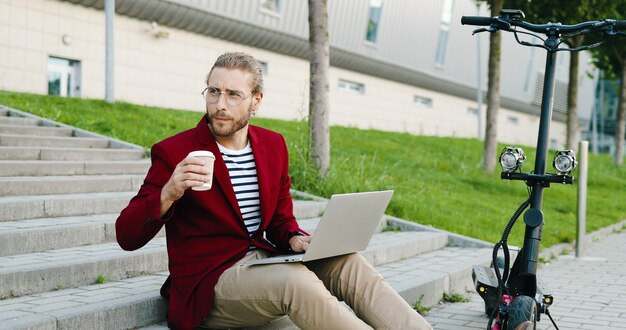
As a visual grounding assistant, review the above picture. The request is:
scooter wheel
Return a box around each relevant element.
[506,295,537,330]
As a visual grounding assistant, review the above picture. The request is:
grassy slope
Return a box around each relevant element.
[2,91,625,247]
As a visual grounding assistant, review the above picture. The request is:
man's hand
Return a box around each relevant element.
[159,156,212,216]
[289,235,312,253]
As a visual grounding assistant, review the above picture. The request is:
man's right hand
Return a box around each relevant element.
[159,156,212,217]
[289,235,312,253]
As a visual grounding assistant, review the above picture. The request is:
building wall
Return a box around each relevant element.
[0,0,566,148]
[170,0,594,121]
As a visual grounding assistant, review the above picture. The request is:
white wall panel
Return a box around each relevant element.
[0,0,585,148]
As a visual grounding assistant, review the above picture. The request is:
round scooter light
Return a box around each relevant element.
[552,150,577,175]
[499,147,526,173]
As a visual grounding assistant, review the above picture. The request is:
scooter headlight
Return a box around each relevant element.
[552,150,577,175]
[500,147,526,173]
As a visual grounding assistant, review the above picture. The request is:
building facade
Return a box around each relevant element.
[0,0,599,148]
[582,75,623,155]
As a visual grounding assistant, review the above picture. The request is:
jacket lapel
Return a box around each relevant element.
[195,115,242,220]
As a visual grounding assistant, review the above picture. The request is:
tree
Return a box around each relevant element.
[616,60,626,166]
[614,49,626,166]
[476,0,505,173]
[589,6,626,165]
[506,0,610,151]
[308,0,330,177]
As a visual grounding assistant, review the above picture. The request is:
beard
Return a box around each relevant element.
[207,105,254,137]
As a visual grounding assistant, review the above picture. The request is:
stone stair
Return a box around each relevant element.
[0,105,493,329]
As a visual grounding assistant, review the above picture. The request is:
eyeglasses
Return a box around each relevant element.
[201,87,251,107]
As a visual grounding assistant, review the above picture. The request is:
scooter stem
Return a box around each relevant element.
[520,38,558,280]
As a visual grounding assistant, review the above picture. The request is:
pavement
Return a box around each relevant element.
[424,225,626,329]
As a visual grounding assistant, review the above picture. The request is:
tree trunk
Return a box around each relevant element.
[615,62,626,166]
[483,0,503,173]
[566,51,580,151]
[308,0,330,177]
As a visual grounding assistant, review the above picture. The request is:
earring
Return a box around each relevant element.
[251,109,257,116]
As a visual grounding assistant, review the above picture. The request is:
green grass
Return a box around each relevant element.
[0,91,200,148]
[96,275,109,284]
[2,90,625,248]
[443,292,471,303]
[412,294,431,314]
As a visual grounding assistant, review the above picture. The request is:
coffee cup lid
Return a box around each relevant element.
[188,150,215,158]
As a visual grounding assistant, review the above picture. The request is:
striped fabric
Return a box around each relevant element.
[217,142,261,245]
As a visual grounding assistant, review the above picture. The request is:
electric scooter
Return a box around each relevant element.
[461,9,626,330]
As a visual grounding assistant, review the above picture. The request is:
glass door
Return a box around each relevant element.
[47,56,81,97]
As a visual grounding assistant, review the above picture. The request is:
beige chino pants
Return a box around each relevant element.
[201,250,432,330]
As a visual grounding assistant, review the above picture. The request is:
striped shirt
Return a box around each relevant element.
[217,142,261,246]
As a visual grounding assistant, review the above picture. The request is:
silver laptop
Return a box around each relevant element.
[245,190,394,266]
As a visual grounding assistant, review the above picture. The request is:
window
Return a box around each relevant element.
[259,61,269,75]
[608,97,618,118]
[259,0,281,14]
[339,79,365,94]
[550,138,559,150]
[434,0,454,66]
[507,116,519,125]
[523,44,537,92]
[414,95,433,108]
[365,0,383,43]
[467,107,479,115]
[47,56,81,97]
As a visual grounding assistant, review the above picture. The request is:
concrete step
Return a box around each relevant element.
[0,124,73,137]
[292,200,327,222]
[0,231,446,298]
[0,216,319,258]
[0,191,137,222]
[0,134,110,148]
[0,108,7,116]
[0,174,145,196]
[0,238,168,298]
[1,246,492,330]
[379,247,492,308]
[0,202,328,254]
[361,231,448,266]
[0,214,127,257]
[291,200,326,220]
[0,160,151,176]
[0,193,326,222]
[0,272,169,330]
[0,116,40,126]
[0,146,145,161]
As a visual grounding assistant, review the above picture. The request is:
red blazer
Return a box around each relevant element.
[116,116,303,330]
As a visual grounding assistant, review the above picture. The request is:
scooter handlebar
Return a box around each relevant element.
[462,15,626,35]
[461,16,493,26]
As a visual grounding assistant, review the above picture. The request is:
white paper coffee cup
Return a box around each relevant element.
[188,150,215,191]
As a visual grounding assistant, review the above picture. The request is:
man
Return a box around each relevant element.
[116,52,432,330]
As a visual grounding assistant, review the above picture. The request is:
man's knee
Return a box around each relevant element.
[257,264,335,314]
[341,252,370,266]
[321,253,380,278]
[279,264,326,291]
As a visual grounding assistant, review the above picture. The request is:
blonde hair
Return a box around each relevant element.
[207,52,264,94]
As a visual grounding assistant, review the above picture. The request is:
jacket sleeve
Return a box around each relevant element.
[264,135,306,251]
[115,143,176,251]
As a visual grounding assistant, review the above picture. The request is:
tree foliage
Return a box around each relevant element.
[504,0,620,151]
[587,3,626,165]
